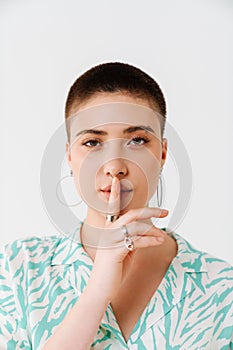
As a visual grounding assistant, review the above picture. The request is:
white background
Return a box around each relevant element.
[1,0,233,264]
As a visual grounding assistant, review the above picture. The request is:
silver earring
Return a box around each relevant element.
[56,170,82,207]
[156,168,163,207]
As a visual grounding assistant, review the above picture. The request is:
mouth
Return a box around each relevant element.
[99,184,133,200]
[100,190,132,200]
[100,184,133,193]
[100,190,133,194]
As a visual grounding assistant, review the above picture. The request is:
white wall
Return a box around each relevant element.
[1,0,233,264]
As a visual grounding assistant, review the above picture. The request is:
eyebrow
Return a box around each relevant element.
[75,125,155,138]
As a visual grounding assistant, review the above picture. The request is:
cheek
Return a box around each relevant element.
[147,169,160,197]
[131,162,159,201]
[141,149,161,196]
[69,143,87,172]
[69,148,87,195]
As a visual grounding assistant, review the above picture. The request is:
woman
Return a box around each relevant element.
[1,62,232,349]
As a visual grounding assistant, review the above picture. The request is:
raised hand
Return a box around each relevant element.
[89,176,169,301]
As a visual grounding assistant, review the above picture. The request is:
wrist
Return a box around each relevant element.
[83,278,112,304]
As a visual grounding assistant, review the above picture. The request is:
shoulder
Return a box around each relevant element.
[1,234,61,254]
[202,250,233,280]
[0,234,63,323]
[172,232,233,287]
[171,232,233,349]
[0,234,63,270]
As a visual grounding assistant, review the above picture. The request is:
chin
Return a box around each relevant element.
[121,202,146,213]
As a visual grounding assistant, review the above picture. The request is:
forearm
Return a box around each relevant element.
[42,285,110,350]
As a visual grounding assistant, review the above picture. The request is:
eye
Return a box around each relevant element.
[128,136,149,146]
[81,136,150,148]
[81,139,102,148]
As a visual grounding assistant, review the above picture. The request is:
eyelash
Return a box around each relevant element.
[81,136,150,148]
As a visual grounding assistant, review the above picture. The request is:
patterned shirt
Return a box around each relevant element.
[0,223,233,349]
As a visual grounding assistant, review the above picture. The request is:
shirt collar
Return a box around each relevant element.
[172,232,208,273]
[50,225,208,274]
[50,222,92,266]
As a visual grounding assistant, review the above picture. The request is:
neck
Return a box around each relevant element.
[84,207,108,228]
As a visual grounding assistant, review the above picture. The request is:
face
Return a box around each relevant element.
[66,93,167,220]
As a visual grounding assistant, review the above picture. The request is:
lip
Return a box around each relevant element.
[100,190,132,200]
[100,185,133,192]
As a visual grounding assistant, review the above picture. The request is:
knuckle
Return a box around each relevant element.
[127,209,134,216]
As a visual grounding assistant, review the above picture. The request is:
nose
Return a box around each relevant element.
[103,158,128,178]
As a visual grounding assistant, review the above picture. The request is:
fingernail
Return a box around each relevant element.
[162,209,169,214]
[157,236,165,242]
[112,177,119,192]
[112,190,117,197]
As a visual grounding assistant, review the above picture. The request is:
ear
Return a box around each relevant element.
[66,142,72,167]
[161,138,168,168]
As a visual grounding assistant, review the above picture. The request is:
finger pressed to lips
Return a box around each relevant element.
[105,176,121,223]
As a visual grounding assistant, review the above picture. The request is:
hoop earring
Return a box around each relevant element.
[156,168,163,207]
[56,169,83,207]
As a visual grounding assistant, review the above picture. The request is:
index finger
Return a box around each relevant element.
[105,176,121,225]
[113,207,169,227]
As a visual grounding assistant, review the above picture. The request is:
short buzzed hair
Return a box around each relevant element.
[65,62,167,140]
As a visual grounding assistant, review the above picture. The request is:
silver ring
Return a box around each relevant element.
[120,225,128,236]
[124,236,134,251]
[120,225,134,251]
[106,214,119,223]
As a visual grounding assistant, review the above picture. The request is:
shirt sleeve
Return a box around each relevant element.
[0,241,32,350]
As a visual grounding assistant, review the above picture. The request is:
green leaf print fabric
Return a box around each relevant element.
[0,224,233,349]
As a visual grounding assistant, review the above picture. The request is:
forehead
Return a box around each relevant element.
[69,91,159,115]
[67,102,163,146]
[75,92,155,112]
